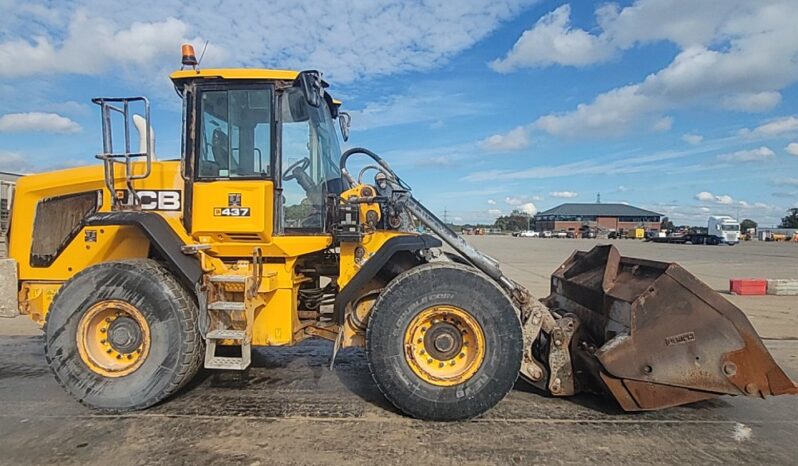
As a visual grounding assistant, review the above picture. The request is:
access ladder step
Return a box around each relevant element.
[206,329,246,340]
[204,355,251,370]
[208,301,246,311]
[204,335,252,370]
[209,275,248,284]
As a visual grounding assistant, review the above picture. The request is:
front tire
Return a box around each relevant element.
[366,262,523,421]
[44,259,203,411]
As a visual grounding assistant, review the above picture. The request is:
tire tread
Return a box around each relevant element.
[44,259,203,412]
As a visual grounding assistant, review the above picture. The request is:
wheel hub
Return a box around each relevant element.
[403,305,486,387]
[76,300,150,378]
[107,316,143,354]
[424,322,462,360]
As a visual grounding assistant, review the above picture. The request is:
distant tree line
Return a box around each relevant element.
[781,208,798,228]
[494,210,535,231]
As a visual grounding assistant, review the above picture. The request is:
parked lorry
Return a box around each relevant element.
[650,217,741,246]
[707,216,740,245]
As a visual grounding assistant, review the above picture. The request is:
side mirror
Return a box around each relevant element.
[296,70,323,108]
[339,112,351,141]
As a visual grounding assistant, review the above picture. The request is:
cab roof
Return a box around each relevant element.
[169,68,342,105]
[169,68,300,82]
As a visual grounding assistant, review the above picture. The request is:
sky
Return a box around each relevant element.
[1,0,797,226]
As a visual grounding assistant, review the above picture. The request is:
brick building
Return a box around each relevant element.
[535,203,662,235]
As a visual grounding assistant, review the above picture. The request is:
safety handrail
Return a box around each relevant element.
[91,97,152,210]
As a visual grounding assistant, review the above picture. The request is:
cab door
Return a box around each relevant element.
[276,87,344,236]
[188,84,276,243]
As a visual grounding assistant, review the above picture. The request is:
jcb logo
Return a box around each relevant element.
[116,190,181,211]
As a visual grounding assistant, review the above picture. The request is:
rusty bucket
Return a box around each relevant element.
[544,244,797,411]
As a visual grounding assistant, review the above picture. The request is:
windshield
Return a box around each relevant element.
[721,224,739,231]
[281,88,342,232]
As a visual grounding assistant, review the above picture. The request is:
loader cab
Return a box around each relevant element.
[171,69,344,244]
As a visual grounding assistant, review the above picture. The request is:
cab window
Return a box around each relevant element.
[197,88,272,178]
[280,87,343,233]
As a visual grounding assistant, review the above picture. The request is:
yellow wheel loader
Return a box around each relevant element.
[1,46,795,420]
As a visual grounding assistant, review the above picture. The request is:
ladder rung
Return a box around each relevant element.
[208,301,245,311]
[209,275,247,283]
[207,329,246,340]
[205,356,250,370]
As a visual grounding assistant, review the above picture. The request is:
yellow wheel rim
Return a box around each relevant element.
[403,305,486,387]
[76,300,150,377]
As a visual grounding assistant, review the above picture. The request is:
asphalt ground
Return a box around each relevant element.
[1,237,796,465]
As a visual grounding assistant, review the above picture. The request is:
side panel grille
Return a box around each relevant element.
[30,191,100,267]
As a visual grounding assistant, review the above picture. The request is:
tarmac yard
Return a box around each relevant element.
[1,238,796,465]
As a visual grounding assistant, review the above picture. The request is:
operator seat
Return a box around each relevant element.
[211,128,229,171]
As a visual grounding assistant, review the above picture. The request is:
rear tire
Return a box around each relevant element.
[366,262,522,421]
[44,259,203,412]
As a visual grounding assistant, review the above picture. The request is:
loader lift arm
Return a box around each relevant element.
[340,147,568,393]
[340,147,798,409]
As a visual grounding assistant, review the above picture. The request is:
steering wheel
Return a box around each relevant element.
[282,157,310,181]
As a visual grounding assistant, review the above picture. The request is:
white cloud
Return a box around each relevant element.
[695,191,734,205]
[617,185,629,192]
[518,202,537,215]
[437,186,508,199]
[695,192,715,202]
[682,133,703,145]
[479,126,531,151]
[652,116,673,132]
[750,116,798,137]
[350,90,482,131]
[504,196,526,206]
[550,191,578,198]
[722,92,782,112]
[0,112,80,133]
[0,151,32,172]
[717,146,774,163]
[414,155,455,168]
[487,199,497,205]
[513,1,798,137]
[488,208,502,217]
[786,143,798,156]
[490,5,614,71]
[775,178,798,187]
[0,14,191,79]
[0,1,536,84]
[535,83,660,137]
[383,142,480,170]
[462,145,712,182]
[594,1,742,49]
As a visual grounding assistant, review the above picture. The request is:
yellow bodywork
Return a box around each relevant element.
[170,68,299,82]
[10,160,398,348]
[8,66,400,354]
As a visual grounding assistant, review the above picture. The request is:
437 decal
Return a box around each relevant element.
[214,207,251,217]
